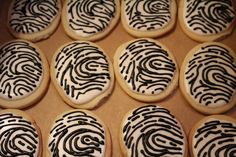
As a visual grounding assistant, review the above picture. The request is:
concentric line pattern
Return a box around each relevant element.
[9,0,59,34]
[184,0,235,35]
[193,118,236,157]
[0,41,43,100]
[54,41,111,104]
[48,110,106,157]
[67,0,116,37]
[0,113,40,157]
[185,45,236,107]
[124,0,171,30]
[122,105,185,157]
[119,39,176,95]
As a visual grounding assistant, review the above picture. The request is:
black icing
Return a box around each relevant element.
[122,105,185,157]
[124,0,171,30]
[0,113,39,156]
[185,45,236,106]
[9,0,59,34]
[54,41,110,101]
[48,110,105,157]
[0,41,43,99]
[119,39,176,94]
[194,119,236,157]
[185,0,235,34]
[67,0,116,36]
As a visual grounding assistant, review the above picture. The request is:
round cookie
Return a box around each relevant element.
[120,105,188,157]
[61,0,120,41]
[0,40,50,109]
[46,109,111,157]
[178,0,236,42]
[113,38,179,102]
[121,0,177,38]
[189,115,236,157]
[7,0,61,42]
[0,109,42,157]
[180,42,236,114]
[51,41,114,109]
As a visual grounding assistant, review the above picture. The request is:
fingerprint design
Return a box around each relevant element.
[184,0,235,35]
[193,118,236,157]
[0,112,40,157]
[54,41,111,104]
[119,39,176,95]
[0,40,43,100]
[67,0,116,37]
[48,110,106,157]
[9,0,59,34]
[184,44,236,107]
[124,0,172,30]
[122,105,185,157]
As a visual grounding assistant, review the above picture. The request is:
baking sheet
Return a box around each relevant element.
[0,0,236,157]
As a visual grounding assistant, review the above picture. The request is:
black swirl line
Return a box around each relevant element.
[48,110,106,157]
[193,118,236,157]
[122,105,185,157]
[54,41,111,103]
[0,112,39,157]
[9,0,59,34]
[185,45,236,106]
[184,0,235,34]
[119,39,176,95]
[0,40,43,100]
[67,0,116,37]
[124,0,171,30]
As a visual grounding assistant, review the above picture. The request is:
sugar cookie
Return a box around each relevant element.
[180,42,236,114]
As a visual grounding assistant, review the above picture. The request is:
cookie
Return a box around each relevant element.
[7,0,61,42]
[120,105,188,157]
[0,109,42,157]
[51,41,114,109]
[178,0,236,42]
[189,115,236,157]
[0,40,50,109]
[121,0,177,38]
[180,42,236,114]
[61,0,120,41]
[46,109,111,157]
[113,38,178,102]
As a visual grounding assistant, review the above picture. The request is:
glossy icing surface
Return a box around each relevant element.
[122,105,186,157]
[66,0,117,37]
[118,39,176,95]
[0,112,40,157]
[9,0,59,34]
[183,0,235,35]
[0,40,43,100]
[124,0,172,31]
[192,118,236,157]
[48,110,106,157]
[184,44,236,107]
[54,41,111,104]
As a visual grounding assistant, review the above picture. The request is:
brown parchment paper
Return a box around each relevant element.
[0,1,236,157]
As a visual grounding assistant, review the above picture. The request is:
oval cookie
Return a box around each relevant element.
[180,42,236,114]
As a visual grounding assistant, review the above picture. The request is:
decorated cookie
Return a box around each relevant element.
[47,109,111,157]
[0,109,42,157]
[180,42,236,114]
[0,40,50,109]
[121,0,177,38]
[189,115,236,157]
[61,0,120,41]
[7,0,61,42]
[120,105,188,157]
[179,0,236,42]
[51,41,114,109]
[113,38,178,102]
